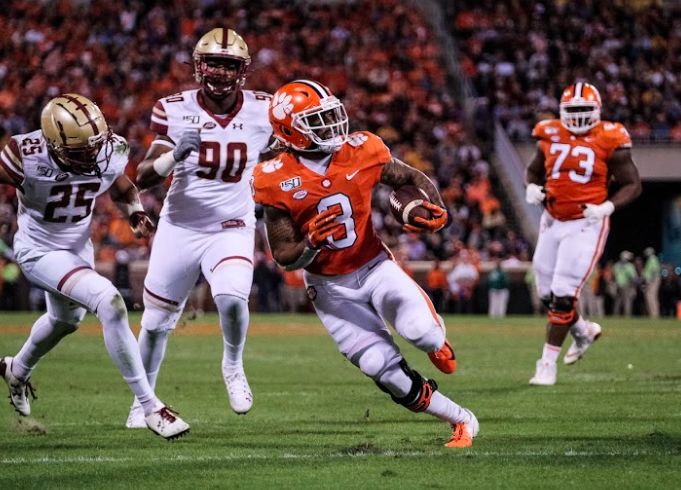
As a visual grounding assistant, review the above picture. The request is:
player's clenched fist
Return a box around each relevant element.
[306,209,343,249]
[129,211,156,238]
[173,131,201,161]
[404,202,450,233]
[525,183,546,205]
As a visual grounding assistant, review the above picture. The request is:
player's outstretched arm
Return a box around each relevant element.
[606,148,642,209]
[264,205,341,271]
[109,175,155,238]
[380,157,445,208]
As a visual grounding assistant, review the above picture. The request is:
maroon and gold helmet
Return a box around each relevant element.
[193,28,250,100]
[40,94,113,177]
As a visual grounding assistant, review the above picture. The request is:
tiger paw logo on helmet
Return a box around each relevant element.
[271,92,293,120]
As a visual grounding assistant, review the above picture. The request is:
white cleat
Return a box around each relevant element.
[1,356,34,416]
[125,402,146,429]
[223,368,253,414]
[529,359,557,386]
[145,403,190,440]
[564,321,602,365]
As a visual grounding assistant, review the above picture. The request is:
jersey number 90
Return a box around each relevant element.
[197,141,247,183]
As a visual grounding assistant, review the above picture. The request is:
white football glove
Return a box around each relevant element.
[173,131,201,161]
[582,201,615,224]
[525,183,546,205]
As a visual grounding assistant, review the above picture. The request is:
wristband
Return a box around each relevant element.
[305,235,320,250]
[152,151,178,177]
[445,209,453,229]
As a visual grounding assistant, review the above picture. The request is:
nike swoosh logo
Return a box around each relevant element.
[346,170,360,180]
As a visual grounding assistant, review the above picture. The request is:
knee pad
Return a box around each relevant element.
[396,315,445,354]
[215,294,248,316]
[210,260,253,301]
[548,295,577,325]
[350,340,402,379]
[141,302,182,333]
[95,289,129,324]
[376,359,438,413]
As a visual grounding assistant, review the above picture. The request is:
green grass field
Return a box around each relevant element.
[0,313,679,489]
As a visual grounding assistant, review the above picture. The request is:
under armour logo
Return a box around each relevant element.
[233,123,243,130]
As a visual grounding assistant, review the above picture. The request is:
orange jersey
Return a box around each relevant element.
[533,119,632,221]
[252,131,391,275]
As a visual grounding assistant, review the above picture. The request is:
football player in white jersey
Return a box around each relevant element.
[0,94,189,440]
[126,28,274,427]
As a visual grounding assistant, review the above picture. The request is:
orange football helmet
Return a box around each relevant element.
[269,80,349,154]
[559,82,602,134]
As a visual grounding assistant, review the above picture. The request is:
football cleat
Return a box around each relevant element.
[529,359,557,386]
[223,368,253,414]
[564,321,602,365]
[428,339,457,375]
[445,408,479,448]
[125,401,146,429]
[1,356,35,416]
[145,404,190,440]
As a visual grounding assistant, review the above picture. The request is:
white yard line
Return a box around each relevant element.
[2,449,678,465]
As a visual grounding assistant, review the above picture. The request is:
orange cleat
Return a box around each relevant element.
[428,339,457,374]
[445,409,478,448]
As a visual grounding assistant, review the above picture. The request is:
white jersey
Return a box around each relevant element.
[150,89,272,232]
[1,129,129,264]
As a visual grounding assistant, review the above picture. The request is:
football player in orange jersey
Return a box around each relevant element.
[525,82,642,385]
[251,80,478,448]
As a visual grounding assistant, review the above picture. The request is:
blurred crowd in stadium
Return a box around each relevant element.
[0,0,522,266]
[0,0,678,316]
[450,0,681,142]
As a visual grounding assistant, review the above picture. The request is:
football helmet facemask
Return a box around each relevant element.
[40,94,113,178]
[269,80,349,154]
[194,28,250,100]
[559,82,602,134]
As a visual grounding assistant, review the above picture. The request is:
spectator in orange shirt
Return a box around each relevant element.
[426,259,448,311]
[282,269,307,313]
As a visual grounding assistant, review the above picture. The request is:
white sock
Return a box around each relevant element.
[138,328,170,389]
[571,316,587,338]
[424,391,470,425]
[13,314,76,382]
[97,296,159,415]
[215,295,249,374]
[541,343,561,363]
[129,329,171,410]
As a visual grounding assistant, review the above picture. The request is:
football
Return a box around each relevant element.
[389,185,432,227]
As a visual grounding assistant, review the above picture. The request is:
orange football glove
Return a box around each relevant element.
[306,210,344,249]
[403,202,450,233]
[130,212,156,238]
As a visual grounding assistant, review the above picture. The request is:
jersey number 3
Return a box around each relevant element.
[197,142,247,183]
[317,194,357,250]
[549,143,595,184]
